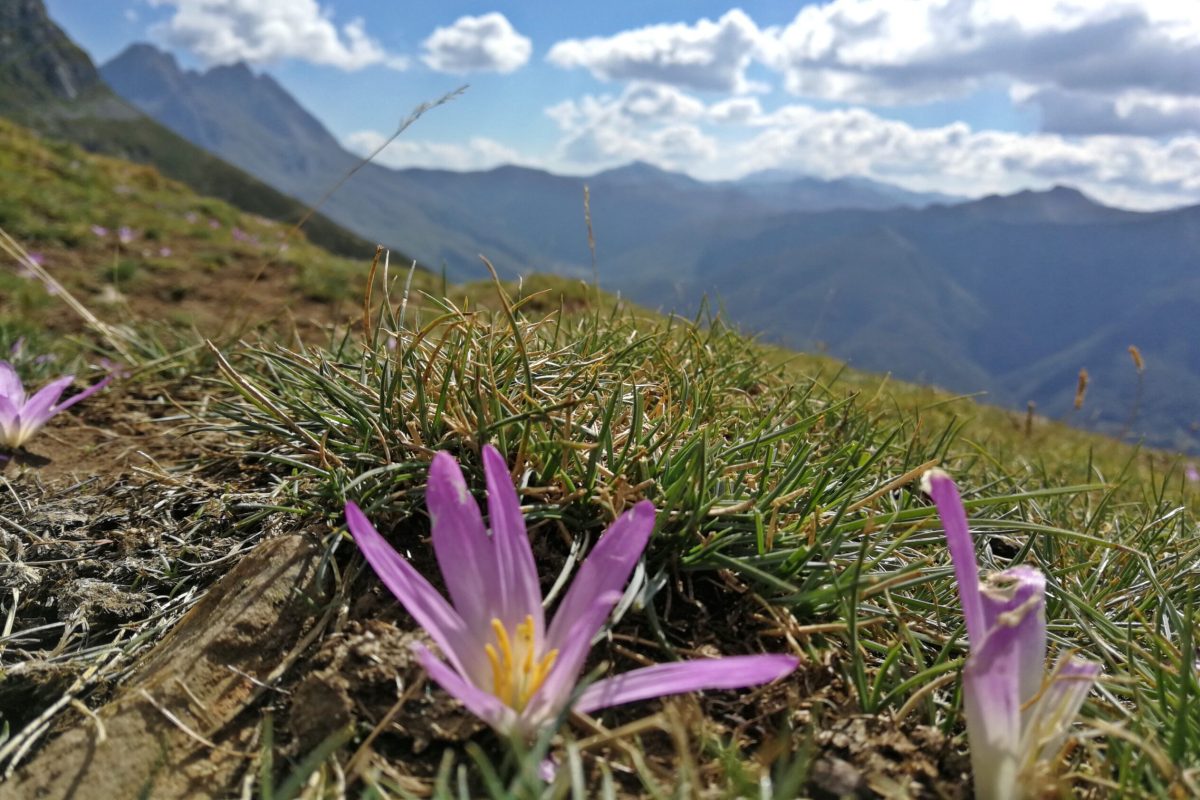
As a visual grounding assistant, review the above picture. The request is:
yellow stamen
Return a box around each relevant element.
[483,615,561,711]
[489,619,516,707]
[530,649,559,692]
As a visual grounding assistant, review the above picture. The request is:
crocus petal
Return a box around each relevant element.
[522,501,657,726]
[961,584,1045,800]
[1020,654,1101,767]
[0,362,24,406]
[960,568,1046,800]
[980,565,1046,714]
[546,500,656,655]
[412,643,518,735]
[522,590,625,728]
[922,469,986,643]
[574,653,799,715]
[345,502,481,682]
[0,395,18,438]
[482,445,545,636]
[426,451,498,640]
[532,501,657,724]
[51,374,112,412]
[14,375,74,444]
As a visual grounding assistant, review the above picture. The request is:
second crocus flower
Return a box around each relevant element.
[923,468,1100,800]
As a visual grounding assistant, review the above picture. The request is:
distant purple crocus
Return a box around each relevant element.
[1186,463,1199,483]
[0,362,111,449]
[118,226,136,244]
[90,225,108,238]
[922,470,1100,800]
[158,246,173,258]
[346,446,798,738]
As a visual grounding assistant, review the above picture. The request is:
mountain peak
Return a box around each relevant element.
[589,160,702,189]
[206,60,257,80]
[109,42,181,73]
[102,43,350,178]
[0,0,104,109]
[962,184,1126,224]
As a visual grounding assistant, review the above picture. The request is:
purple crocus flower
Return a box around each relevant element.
[90,224,108,238]
[345,445,798,738]
[923,469,1100,800]
[0,362,112,449]
[118,226,136,244]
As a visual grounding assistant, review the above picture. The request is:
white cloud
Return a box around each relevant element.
[148,0,405,70]
[546,9,768,93]
[421,13,531,74]
[546,2,1200,136]
[542,88,1200,210]
[619,83,706,121]
[1015,85,1200,137]
[545,85,716,170]
[708,97,762,124]
[343,130,525,171]
[763,0,1200,129]
[725,104,1200,210]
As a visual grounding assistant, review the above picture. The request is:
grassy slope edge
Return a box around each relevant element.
[0,0,390,261]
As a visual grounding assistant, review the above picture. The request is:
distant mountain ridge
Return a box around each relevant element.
[0,0,378,258]
[92,40,1200,452]
[612,190,1200,450]
[100,42,960,281]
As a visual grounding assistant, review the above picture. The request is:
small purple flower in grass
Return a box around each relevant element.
[90,225,108,238]
[0,362,112,449]
[118,226,136,244]
[922,469,1100,800]
[345,445,798,738]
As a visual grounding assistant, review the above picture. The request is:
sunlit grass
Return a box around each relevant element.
[193,271,1198,796]
[0,112,1196,797]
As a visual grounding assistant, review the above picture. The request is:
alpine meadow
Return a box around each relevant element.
[1,2,1199,798]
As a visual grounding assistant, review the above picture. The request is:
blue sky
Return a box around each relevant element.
[46,1,1200,210]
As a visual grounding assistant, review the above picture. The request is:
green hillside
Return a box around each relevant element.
[0,116,430,347]
[0,100,1196,798]
[0,0,387,261]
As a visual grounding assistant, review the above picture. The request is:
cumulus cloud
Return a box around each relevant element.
[1015,85,1200,137]
[421,13,531,74]
[726,104,1200,209]
[547,2,1200,136]
[546,9,767,93]
[708,97,762,124]
[761,0,1200,134]
[542,87,1200,210]
[545,84,716,169]
[148,0,404,70]
[343,130,525,171]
